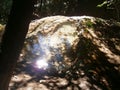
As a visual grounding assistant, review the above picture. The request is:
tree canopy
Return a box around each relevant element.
[0,0,120,24]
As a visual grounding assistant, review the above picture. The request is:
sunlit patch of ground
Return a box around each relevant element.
[10,73,103,90]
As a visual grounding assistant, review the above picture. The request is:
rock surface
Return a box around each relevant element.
[0,16,120,90]
[21,16,120,71]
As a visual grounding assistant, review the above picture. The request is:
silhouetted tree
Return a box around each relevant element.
[0,0,37,89]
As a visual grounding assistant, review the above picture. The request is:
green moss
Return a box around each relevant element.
[73,32,78,36]
[85,21,94,28]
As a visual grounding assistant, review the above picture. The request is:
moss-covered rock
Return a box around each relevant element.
[1,16,120,90]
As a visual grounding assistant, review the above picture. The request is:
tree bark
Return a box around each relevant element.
[0,0,37,90]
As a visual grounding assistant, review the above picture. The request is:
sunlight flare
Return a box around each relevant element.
[36,59,48,69]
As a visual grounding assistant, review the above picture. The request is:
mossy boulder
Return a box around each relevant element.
[20,16,120,71]
[14,16,120,89]
[0,16,120,89]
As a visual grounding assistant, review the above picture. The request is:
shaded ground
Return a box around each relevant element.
[2,16,120,90]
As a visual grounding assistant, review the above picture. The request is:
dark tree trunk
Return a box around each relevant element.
[0,0,37,89]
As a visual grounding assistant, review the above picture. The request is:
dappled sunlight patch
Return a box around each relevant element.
[16,82,49,90]
[78,77,92,90]
[11,74,32,82]
[86,28,120,64]
[56,78,68,86]
[39,77,68,87]
[9,74,33,89]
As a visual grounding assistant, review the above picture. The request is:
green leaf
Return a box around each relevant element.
[97,1,107,7]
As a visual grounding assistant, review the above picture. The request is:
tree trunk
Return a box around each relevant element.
[0,0,37,90]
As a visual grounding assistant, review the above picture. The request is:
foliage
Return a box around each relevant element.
[35,0,120,21]
[1,0,107,24]
[97,0,120,21]
[0,0,120,24]
[35,0,104,16]
[0,0,12,24]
